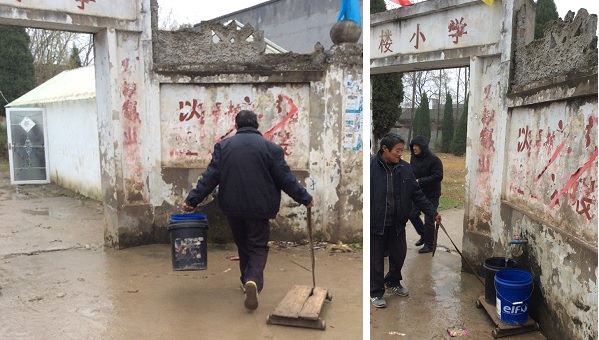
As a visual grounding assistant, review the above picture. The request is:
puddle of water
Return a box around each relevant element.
[11,193,30,200]
[22,208,50,216]
[20,207,71,218]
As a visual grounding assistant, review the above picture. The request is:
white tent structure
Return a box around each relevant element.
[6,66,102,200]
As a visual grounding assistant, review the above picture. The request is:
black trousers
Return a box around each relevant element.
[227,217,270,292]
[371,225,407,298]
[408,195,439,247]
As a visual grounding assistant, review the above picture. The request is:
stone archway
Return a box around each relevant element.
[0,0,157,247]
[371,1,598,339]
[372,0,517,269]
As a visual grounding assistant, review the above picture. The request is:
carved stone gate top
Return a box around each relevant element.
[370,0,503,73]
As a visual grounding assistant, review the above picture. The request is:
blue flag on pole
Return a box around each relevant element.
[337,0,361,27]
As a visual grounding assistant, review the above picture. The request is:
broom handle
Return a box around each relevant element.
[307,207,316,287]
[438,222,485,288]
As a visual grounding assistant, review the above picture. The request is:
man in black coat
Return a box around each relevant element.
[409,135,443,254]
[182,110,314,311]
[370,133,441,308]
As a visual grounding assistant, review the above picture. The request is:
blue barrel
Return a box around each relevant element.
[495,269,533,325]
[168,213,209,271]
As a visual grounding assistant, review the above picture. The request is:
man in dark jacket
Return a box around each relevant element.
[370,133,441,308]
[409,135,443,253]
[182,110,314,311]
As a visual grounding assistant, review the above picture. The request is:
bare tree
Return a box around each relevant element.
[454,66,470,125]
[437,70,442,139]
[401,68,468,145]
[430,69,452,138]
[27,29,93,85]
[463,66,469,109]
[402,70,438,143]
[157,4,180,30]
[78,34,94,66]
[460,68,462,127]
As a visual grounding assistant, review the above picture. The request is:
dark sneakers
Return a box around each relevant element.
[244,281,259,310]
[418,245,433,253]
[415,238,424,246]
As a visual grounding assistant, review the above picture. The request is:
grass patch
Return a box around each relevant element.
[438,152,466,210]
[438,197,460,210]
[0,158,7,173]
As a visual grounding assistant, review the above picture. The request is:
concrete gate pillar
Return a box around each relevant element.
[462,0,535,267]
[314,42,363,242]
[93,0,159,248]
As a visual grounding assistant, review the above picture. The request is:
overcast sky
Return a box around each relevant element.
[160,0,597,28]
[552,0,599,18]
[158,0,270,26]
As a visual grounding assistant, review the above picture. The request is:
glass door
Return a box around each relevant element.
[6,108,50,184]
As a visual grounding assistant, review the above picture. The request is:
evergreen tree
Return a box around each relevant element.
[412,106,421,138]
[371,0,387,13]
[441,93,454,153]
[67,44,82,69]
[534,0,559,39]
[370,0,404,142]
[413,92,431,141]
[0,25,35,116]
[451,98,468,156]
[371,72,404,140]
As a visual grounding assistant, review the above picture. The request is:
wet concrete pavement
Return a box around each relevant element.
[0,172,361,339]
[0,169,548,339]
[370,211,547,340]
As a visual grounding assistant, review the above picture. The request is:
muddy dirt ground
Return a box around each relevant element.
[0,172,361,339]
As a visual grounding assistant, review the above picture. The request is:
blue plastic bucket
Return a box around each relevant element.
[168,213,209,271]
[495,269,533,325]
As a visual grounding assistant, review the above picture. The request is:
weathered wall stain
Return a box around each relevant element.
[468,60,501,235]
[152,8,363,243]
[120,57,146,204]
[506,100,598,241]
[504,206,597,340]
[160,84,310,169]
[501,8,598,340]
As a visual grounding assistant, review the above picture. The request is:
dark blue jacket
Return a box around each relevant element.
[185,127,312,219]
[409,135,443,198]
[370,151,438,236]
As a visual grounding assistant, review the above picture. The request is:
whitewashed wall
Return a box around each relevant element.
[506,100,598,239]
[46,99,102,200]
